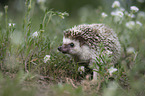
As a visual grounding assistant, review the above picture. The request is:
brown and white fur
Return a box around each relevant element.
[58,24,121,81]
[58,37,99,80]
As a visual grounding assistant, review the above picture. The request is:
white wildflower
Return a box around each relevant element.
[111,10,124,23]
[126,21,142,29]
[108,67,118,76]
[128,14,135,18]
[37,0,46,11]
[112,1,120,8]
[137,0,145,3]
[114,16,122,23]
[8,23,15,27]
[37,0,46,3]
[126,47,135,54]
[125,11,135,18]
[54,64,57,67]
[111,11,116,16]
[101,12,108,18]
[44,55,51,63]
[137,11,145,20]
[120,7,125,12]
[136,21,142,26]
[125,21,135,29]
[116,11,124,17]
[130,6,139,13]
[111,10,124,18]
[58,12,69,19]
[78,66,85,74]
[32,31,39,38]
[124,11,128,16]
[59,15,65,19]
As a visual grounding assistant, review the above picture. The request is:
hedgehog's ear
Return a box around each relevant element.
[75,36,86,47]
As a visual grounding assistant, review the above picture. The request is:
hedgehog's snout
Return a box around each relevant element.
[58,45,69,54]
[58,46,62,52]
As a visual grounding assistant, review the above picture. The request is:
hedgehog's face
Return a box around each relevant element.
[58,37,82,55]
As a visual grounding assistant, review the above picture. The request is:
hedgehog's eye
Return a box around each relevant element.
[70,43,74,47]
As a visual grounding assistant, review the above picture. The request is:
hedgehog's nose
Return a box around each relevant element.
[58,46,62,51]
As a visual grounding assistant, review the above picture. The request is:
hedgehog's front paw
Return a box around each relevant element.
[81,75,98,92]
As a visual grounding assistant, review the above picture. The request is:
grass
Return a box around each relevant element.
[0,0,145,96]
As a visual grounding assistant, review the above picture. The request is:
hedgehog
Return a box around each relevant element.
[58,24,121,80]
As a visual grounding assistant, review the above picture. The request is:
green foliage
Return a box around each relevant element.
[0,0,144,96]
[51,84,85,96]
[0,71,36,96]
